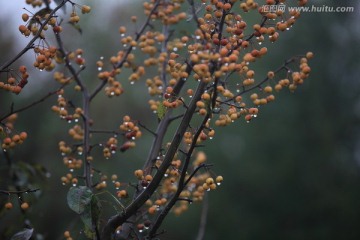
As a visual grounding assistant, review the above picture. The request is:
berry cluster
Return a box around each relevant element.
[0,114,28,151]
[0,66,29,94]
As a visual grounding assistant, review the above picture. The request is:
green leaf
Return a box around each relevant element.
[10,228,33,240]
[157,102,167,120]
[67,186,93,214]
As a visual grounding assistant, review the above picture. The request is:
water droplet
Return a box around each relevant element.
[209,137,213,140]
[252,114,257,118]
[62,182,66,186]
[110,92,115,96]
[120,33,125,37]
[67,120,72,123]
[72,183,77,187]
[217,182,221,186]
[173,47,178,51]
[98,67,102,71]
[116,186,119,190]
[196,35,201,40]
[123,44,127,47]
[111,150,116,154]
[70,169,74,172]
[75,119,79,123]
[206,188,210,191]
[164,173,168,177]
[100,56,104,60]
[139,229,143,233]
[144,226,149,230]
[132,47,136,50]
[130,81,135,85]
[39,69,43,72]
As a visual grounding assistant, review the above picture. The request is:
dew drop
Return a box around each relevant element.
[72,183,77,187]
[130,81,135,85]
[164,173,168,177]
[209,137,213,140]
[98,67,102,71]
[139,229,143,233]
[110,92,115,96]
[217,182,221,186]
[100,56,104,60]
[70,169,74,172]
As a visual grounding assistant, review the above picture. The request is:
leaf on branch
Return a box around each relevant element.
[67,186,93,214]
[10,228,33,240]
[67,186,101,237]
[157,102,167,121]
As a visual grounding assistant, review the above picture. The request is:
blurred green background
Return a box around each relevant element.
[1,0,360,239]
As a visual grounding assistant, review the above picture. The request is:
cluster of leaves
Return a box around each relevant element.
[0,0,312,239]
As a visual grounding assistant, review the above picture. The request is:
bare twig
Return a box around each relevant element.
[0,1,69,71]
[195,192,209,240]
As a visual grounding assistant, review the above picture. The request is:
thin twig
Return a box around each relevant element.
[0,188,40,195]
[195,192,208,240]
[0,1,69,71]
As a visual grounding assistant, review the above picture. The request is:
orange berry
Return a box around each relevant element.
[21,202,29,210]
[81,5,91,14]
[4,202,13,209]
[306,52,314,59]
[64,231,71,238]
